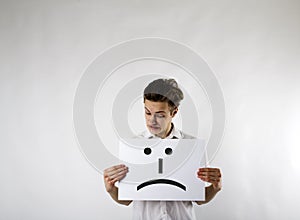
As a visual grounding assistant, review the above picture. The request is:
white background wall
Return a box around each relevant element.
[1,0,300,219]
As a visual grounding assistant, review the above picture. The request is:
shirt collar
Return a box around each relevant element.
[141,123,183,139]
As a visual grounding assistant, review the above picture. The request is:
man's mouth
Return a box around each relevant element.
[148,125,160,130]
[137,179,186,191]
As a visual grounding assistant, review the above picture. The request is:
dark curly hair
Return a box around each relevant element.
[143,78,184,110]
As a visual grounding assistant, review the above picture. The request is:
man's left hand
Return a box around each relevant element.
[197,167,222,191]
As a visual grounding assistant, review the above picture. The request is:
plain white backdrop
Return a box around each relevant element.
[1,0,300,219]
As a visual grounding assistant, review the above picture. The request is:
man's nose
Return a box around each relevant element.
[149,115,157,123]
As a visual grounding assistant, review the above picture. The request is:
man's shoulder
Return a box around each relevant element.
[135,130,151,139]
[179,131,196,139]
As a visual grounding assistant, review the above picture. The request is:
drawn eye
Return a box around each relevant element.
[144,147,152,155]
[165,147,173,155]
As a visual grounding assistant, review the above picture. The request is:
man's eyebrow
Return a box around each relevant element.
[155,111,167,114]
[144,107,166,114]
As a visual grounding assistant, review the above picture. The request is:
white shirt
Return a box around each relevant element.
[132,124,197,220]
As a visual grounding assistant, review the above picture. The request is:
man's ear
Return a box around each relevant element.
[171,107,178,117]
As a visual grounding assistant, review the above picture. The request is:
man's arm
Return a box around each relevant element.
[195,167,222,205]
[103,164,132,206]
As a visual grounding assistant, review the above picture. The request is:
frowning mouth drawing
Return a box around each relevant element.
[137,179,186,191]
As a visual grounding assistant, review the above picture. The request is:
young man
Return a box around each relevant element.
[104,78,222,219]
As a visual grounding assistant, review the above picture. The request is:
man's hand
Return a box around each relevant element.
[195,167,222,205]
[197,167,222,191]
[103,164,131,206]
[103,164,128,193]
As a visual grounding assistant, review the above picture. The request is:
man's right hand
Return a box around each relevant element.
[103,164,129,193]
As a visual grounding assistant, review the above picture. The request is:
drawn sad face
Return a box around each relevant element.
[118,138,206,200]
[137,144,186,191]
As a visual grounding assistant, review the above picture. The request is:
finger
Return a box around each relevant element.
[197,169,221,177]
[109,172,128,184]
[105,171,128,182]
[197,174,221,183]
[104,166,128,182]
[198,168,221,173]
[198,175,221,181]
[104,164,126,174]
[106,165,128,176]
[197,170,221,179]
[197,174,221,182]
[104,165,128,177]
[197,172,221,178]
[109,167,128,180]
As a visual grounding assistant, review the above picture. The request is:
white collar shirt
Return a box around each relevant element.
[132,124,197,220]
[137,123,194,140]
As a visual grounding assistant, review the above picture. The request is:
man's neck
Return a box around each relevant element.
[156,123,173,139]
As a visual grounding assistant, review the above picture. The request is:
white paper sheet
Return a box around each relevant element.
[118,139,206,201]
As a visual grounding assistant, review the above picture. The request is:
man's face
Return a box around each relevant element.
[144,99,176,138]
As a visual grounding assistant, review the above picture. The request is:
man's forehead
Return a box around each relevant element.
[144,100,170,111]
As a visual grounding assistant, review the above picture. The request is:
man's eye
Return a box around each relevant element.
[145,112,151,115]
[157,115,165,118]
